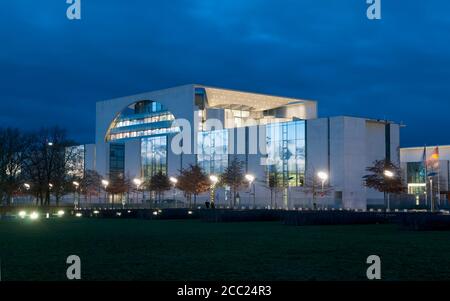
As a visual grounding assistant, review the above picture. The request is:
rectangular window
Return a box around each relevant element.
[141,135,168,179]
[407,162,426,184]
[266,120,306,187]
[110,143,125,179]
[197,129,229,175]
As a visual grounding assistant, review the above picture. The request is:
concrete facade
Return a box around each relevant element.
[400,145,450,206]
[83,85,400,209]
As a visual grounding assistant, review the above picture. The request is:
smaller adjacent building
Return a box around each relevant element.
[400,145,450,207]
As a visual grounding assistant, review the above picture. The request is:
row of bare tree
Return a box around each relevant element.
[1,125,405,208]
[0,127,82,206]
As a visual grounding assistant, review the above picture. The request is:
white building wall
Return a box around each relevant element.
[84,144,96,171]
[365,121,388,205]
[87,85,401,209]
[95,85,196,177]
[401,145,450,197]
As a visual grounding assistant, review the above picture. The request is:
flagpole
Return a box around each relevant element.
[424,145,428,208]
[437,146,441,209]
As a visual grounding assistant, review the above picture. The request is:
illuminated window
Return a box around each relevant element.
[110,143,125,179]
[141,136,167,178]
[266,120,306,187]
[197,129,229,174]
[106,100,178,142]
[406,162,426,184]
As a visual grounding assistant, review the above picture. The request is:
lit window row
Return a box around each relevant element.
[109,126,180,141]
[115,113,175,128]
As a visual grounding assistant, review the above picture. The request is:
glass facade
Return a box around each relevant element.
[197,129,229,175]
[266,120,306,187]
[407,162,426,184]
[141,135,168,178]
[406,162,426,195]
[109,143,125,179]
[107,100,178,141]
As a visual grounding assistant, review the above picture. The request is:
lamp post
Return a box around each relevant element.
[73,181,80,209]
[427,172,438,212]
[101,179,109,206]
[169,177,178,208]
[384,170,394,211]
[428,175,434,212]
[209,175,219,207]
[317,171,329,192]
[133,178,142,204]
[23,183,31,204]
[245,174,255,208]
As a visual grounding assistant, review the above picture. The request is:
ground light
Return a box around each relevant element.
[75,213,82,217]
[18,211,27,219]
[29,212,39,220]
[57,210,65,217]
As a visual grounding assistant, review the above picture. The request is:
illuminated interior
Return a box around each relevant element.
[106,100,178,142]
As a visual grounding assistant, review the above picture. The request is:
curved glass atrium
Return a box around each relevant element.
[106,100,178,142]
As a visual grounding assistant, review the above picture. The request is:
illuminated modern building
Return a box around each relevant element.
[400,146,450,206]
[85,84,401,209]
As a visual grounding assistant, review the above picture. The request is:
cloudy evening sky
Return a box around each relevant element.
[0,0,449,146]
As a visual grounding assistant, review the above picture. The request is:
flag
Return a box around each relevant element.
[427,146,440,171]
[422,146,427,180]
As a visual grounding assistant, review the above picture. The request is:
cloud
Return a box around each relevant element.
[0,0,449,146]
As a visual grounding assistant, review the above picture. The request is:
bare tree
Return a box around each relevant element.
[176,164,210,208]
[219,157,246,207]
[106,174,132,206]
[22,127,81,206]
[0,128,31,205]
[301,168,333,209]
[363,159,405,209]
[265,167,283,209]
[80,169,102,204]
[145,171,171,204]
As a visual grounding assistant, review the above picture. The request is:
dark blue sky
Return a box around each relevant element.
[1,0,449,146]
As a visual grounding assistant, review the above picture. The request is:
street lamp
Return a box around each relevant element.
[384,170,394,178]
[133,178,142,204]
[23,183,31,204]
[102,179,109,204]
[209,175,219,207]
[427,172,438,212]
[383,170,394,211]
[73,181,80,209]
[170,177,178,208]
[245,174,256,208]
[317,171,329,192]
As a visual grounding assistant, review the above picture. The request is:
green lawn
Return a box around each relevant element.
[1,218,450,281]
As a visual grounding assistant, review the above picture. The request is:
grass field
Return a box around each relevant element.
[1,218,450,281]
